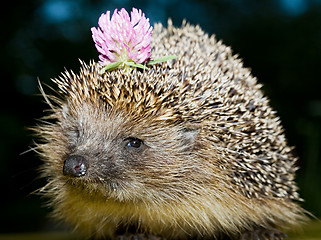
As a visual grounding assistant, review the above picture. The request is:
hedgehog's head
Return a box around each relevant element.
[41,61,223,205]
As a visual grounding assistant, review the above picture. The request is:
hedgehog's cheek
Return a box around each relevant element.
[63,154,89,177]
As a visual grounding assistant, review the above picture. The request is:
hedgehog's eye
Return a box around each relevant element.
[125,137,143,149]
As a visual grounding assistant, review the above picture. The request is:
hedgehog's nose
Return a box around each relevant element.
[63,155,88,177]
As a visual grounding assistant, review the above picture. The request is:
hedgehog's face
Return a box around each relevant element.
[53,99,201,202]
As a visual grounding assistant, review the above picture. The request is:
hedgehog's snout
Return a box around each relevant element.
[63,155,88,177]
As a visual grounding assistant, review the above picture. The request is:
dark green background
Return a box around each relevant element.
[1,0,321,234]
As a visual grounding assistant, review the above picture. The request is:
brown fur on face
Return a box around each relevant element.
[36,20,307,239]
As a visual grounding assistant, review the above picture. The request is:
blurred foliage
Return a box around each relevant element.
[289,220,321,239]
[0,220,320,239]
[1,0,320,234]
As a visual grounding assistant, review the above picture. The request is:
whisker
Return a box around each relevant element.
[38,78,55,110]
[20,145,40,155]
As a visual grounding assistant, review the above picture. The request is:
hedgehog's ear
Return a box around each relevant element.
[180,127,199,147]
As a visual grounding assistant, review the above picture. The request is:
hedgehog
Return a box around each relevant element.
[36,20,307,240]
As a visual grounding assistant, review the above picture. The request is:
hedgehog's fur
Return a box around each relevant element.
[36,20,307,240]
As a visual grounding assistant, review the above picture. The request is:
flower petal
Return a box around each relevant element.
[91,8,152,65]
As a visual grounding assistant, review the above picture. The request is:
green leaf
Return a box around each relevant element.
[100,61,122,73]
[125,61,147,70]
[147,55,177,65]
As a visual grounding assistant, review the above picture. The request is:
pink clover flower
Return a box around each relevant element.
[91,8,152,67]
